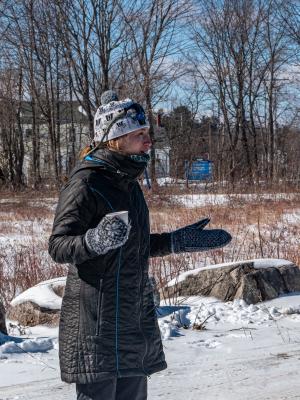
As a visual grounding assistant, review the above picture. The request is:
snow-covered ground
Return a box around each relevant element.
[1,289,300,399]
[1,194,300,399]
[173,193,300,208]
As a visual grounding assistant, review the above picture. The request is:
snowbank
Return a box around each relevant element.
[0,332,53,355]
[11,277,66,310]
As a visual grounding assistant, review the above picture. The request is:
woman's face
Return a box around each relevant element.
[119,129,152,155]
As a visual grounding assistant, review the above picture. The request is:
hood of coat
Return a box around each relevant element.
[91,148,149,180]
[69,149,149,188]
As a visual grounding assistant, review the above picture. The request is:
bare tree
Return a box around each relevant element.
[0,0,299,190]
[277,0,300,46]
[55,0,124,137]
[119,0,191,186]
[0,65,25,188]
[260,2,292,182]
[0,2,26,188]
[188,0,295,187]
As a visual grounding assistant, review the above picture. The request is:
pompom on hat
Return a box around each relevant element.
[94,90,150,143]
[100,90,119,105]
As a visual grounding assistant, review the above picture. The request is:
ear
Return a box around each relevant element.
[107,139,120,151]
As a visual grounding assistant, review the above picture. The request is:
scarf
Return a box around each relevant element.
[86,148,150,181]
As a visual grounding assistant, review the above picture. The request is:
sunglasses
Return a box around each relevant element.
[123,103,147,125]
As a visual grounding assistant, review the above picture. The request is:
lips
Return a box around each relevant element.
[143,141,152,150]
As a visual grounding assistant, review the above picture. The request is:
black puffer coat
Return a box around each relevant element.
[48,150,170,384]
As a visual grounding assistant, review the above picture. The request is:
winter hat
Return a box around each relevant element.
[94,90,150,143]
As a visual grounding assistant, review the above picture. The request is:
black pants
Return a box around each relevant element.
[76,376,147,400]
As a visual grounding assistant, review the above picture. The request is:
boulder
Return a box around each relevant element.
[164,261,300,304]
[8,301,61,327]
[0,299,7,334]
[8,277,66,327]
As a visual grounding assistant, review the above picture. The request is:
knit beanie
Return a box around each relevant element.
[94,90,150,143]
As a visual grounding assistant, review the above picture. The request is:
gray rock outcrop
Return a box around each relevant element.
[164,261,300,304]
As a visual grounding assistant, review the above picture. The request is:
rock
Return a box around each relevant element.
[234,272,262,304]
[164,261,300,304]
[8,301,61,327]
[279,265,300,292]
[8,278,66,327]
[52,284,65,298]
[0,299,7,334]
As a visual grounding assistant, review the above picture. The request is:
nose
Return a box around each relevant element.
[143,131,152,146]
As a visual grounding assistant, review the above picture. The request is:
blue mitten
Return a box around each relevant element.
[170,218,231,253]
[85,215,130,255]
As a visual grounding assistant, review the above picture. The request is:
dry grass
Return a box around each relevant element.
[0,193,66,309]
[149,195,300,303]
[0,188,299,308]
[0,239,67,310]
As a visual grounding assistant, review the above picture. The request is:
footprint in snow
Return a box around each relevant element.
[188,339,221,348]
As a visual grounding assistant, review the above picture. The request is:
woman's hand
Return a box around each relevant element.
[85,215,131,255]
[170,218,232,253]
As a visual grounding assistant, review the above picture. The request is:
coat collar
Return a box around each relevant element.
[69,149,149,191]
[87,148,149,181]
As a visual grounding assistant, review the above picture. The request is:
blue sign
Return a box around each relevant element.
[185,159,213,181]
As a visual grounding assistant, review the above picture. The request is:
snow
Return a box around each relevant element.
[160,295,300,330]
[282,209,300,224]
[174,193,299,208]
[1,193,300,399]
[167,258,294,287]
[10,277,66,310]
[0,332,54,354]
[1,289,300,398]
[175,193,229,207]
[252,258,294,268]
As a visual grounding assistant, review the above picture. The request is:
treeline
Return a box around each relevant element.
[0,0,299,189]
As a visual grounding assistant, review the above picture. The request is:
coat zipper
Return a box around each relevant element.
[115,247,122,376]
[135,202,148,376]
[139,276,149,376]
[96,279,103,336]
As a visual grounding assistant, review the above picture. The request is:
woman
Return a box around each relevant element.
[48,90,231,400]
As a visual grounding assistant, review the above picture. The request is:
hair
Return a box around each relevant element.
[78,137,127,160]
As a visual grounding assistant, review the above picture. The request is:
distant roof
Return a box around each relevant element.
[19,101,89,125]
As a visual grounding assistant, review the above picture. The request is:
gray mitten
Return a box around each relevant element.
[170,218,231,253]
[85,215,131,255]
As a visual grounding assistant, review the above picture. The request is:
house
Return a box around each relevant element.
[153,115,170,178]
[0,102,172,184]
[18,101,90,181]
